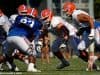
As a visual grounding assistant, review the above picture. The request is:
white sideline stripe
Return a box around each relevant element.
[0,72,22,75]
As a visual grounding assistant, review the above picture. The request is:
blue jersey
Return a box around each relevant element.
[8,15,42,39]
[94,21,100,28]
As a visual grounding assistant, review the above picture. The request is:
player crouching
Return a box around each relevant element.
[2,6,42,72]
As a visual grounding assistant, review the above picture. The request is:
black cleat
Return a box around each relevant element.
[56,62,70,69]
[93,64,100,71]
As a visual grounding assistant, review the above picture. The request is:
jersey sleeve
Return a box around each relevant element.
[0,16,6,25]
[51,17,65,28]
[51,17,61,28]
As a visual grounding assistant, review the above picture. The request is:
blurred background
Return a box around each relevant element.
[0,0,100,19]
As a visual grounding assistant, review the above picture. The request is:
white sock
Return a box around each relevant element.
[24,59,29,64]
[6,62,12,69]
[28,63,35,69]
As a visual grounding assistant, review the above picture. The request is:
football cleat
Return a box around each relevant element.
[93,64,100,71]
[10,66,19,72]
[56,62,70,69]
[14,67,19,71]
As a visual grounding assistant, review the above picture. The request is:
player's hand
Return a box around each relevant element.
[88,29,95,40]
[64,35,68,40]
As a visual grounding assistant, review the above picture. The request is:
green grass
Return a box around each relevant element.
[0,57,100,75]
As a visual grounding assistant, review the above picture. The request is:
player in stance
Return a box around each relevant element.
[40,9,80,69]
[40,8,100,70]
[0,4,28,71]
[9,4,40,69]
[62,2,100,71]
[2,6,42,72]
[9,5,39,66]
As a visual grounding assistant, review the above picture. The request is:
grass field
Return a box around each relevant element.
[0,57,100,75]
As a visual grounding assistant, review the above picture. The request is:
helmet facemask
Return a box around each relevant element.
[42,17,51,29]
[41,9,53,29]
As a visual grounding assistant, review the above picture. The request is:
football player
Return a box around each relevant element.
[2,6,42,72]
[62,2,100,71]
[40,9,79,69]
[9,5,39,71]
[0,4,28,71]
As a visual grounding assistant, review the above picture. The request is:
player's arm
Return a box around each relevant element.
[57,23,69,40]
[77,14,95,37]
[77,14,94,29]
